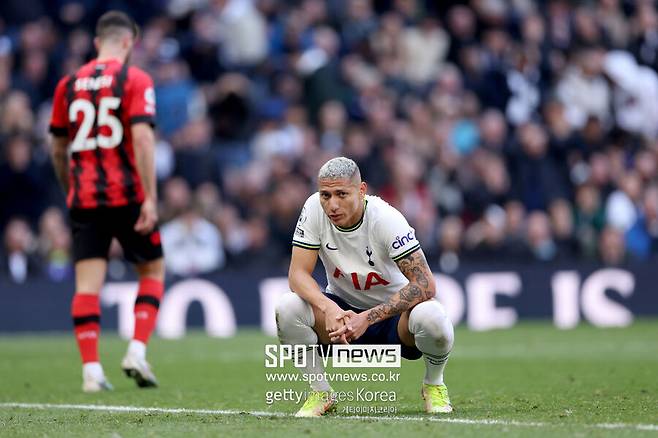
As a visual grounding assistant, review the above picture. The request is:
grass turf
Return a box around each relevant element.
[0,321,657,437]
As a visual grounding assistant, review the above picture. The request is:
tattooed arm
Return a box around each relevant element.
[328,248,435,343]
[366,249,435,325]
[50,136,70,193]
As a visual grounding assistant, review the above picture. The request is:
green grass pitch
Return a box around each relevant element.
[1,321,657,437]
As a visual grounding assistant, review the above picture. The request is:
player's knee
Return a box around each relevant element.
[409,300,454,351]
[136,258,165,280]
[275,292,314,328]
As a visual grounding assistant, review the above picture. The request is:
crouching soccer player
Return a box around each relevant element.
[275,157,454,417]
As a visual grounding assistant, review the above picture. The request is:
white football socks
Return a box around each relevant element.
[408,300,454,385]
[82,361,105,381]
[275,292,331,392]
[127,339,146,360]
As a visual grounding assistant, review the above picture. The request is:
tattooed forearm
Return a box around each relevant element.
[51,142,69,193]
[366,249,435,325]
[366,283,423,324]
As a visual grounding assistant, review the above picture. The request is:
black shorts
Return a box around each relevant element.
[69,204,163,264]
[321,292,423,360]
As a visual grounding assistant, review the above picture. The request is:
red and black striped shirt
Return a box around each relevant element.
[49,58,156,209]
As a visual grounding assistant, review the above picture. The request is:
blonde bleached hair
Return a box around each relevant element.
[317,157,361,181]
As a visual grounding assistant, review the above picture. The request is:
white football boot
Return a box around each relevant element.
[82,363,113,393]
[121,353,158,388]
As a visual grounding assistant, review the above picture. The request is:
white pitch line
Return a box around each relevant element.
[1,402,657,432]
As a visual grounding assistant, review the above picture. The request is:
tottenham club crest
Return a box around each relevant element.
[297,206,308,225]
[366,246,374,266]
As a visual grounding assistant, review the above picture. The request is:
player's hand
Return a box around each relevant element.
[329,310,369,343]
[324,302,349,344]
[134,197,158,235]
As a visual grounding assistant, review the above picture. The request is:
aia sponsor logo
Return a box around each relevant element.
[333,268,389,290]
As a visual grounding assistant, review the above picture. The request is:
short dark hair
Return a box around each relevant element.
[96,11,138,40]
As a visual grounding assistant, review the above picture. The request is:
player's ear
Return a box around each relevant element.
[93,37,101,52]
[360,181,367,198]
[122,34,133,50]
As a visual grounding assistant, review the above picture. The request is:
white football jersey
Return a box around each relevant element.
[292,193,421,309]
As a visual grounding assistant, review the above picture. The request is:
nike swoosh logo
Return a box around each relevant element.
[325,243,338,250]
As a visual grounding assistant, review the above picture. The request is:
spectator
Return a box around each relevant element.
[317,100,346,153]
[212,0,268,68]
[548,199,578,259]
[606,171,643,232]
[252,99,304,162]
[599,226,626,265]
[161,203,226,277]
[525,211,558,262]
[574,184,606,259]
[464,150,510,218]
[464,205,507,261]
[0,135,48,229]
[399,17,449,86]
[267,176,309,261]
[503,200,527,257]
[0,91,35,137]
[556,47,610,130]
[603,50,658,140]
[505,46,542,126]
[509,122,567,211]
[446,5,477,64]
[207,73,253,148]
[161,177,194,223]
[12,49,50,109]
[596,0,629,49]
[478,108,509,153]
[341,0,377,51]
[625,184,658,260]
[298,25,344,122]
[37,207,72,282]
[630,3,658,72]
[153,59,204,138]
[1,217,40,283]
[437,215,463,273]
[380,151,436,245]
[214,203,270,262]
[170,117,219,187]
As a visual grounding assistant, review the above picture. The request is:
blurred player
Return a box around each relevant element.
[276,157,454,417]
[49,11,164,392]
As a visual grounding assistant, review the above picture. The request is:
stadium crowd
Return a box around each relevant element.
[2,0,658,283]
